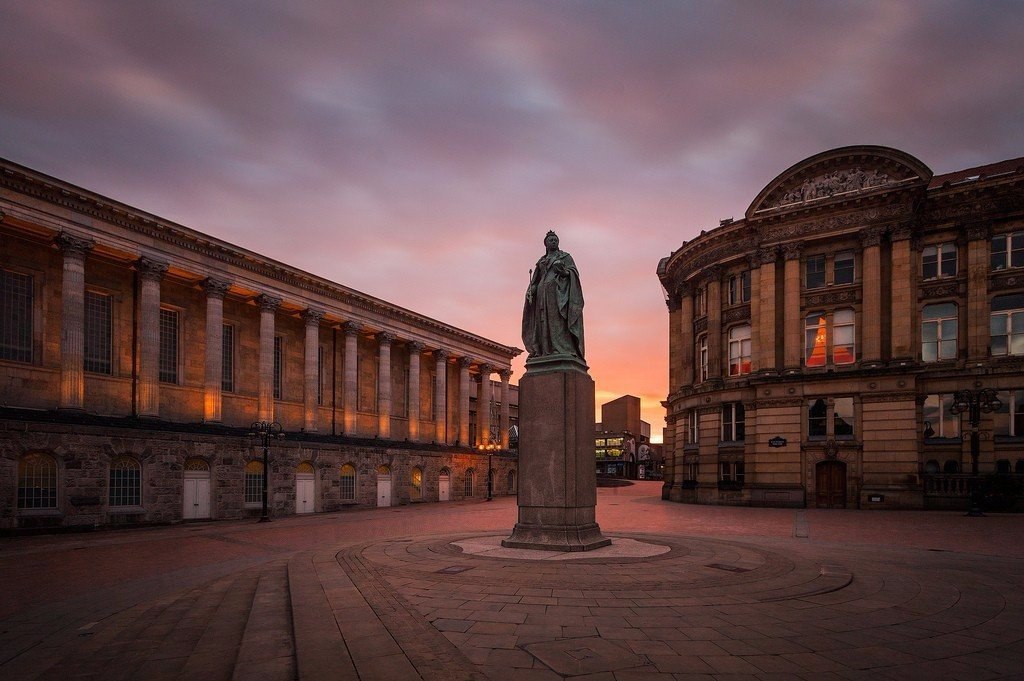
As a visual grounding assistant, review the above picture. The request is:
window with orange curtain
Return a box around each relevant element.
[833,309,856,364]
[805,312,827,367]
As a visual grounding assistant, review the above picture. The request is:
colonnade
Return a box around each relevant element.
[53,237,513,447]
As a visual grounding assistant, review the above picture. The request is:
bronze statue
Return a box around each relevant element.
[522,231,585,359]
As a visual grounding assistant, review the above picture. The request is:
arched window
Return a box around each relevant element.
[924,460,940,474]
[296,461,315,475]
[922,303,958,362]
[996,459,1012,474]
[727,325,751,376]
[244,461,264,507]
[109,457,141,507]
[340,464,356,501]
[18,453,57,509]
[410,466,423,501]
[184,458,209,472]
[464,468,475,498]
[943,459,960,474]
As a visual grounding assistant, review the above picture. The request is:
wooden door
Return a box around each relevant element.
[439,473,450,501]
[183,474,211,519]
[296,475,315,514]
[377,475,392,507]
[815,461,847,508]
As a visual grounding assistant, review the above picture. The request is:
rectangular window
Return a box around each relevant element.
[694,287,707,316]
[727,325,752,376]
[991,232,1024,271]
[922,243,958,280]
[834,397,854,438]
[994,390,1024,437]
[687,410,699,445]
[728,271,751,305]
[808,398,827,438]
[430,374,437,421]
[273,336,283,400]
[922,303,958,362]
[990,294,1024,356]
[805,312,827,367]
[158,308,179,383]
[697,335,709,382]
[721,403,745,442]
[317,345,325,406]
[805,254,826,289]
[221,324,234,392]
[684,461,698,482]
[0,269,33,363]
[923,394,960,439]
[834,251,855,285]
[83,291,112,374]
[833,309,856,365]
[719,461,745,483]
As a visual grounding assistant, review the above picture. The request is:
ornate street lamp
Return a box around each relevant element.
[248,421,284,522]
[949,388,1001,517]
[478,442,500,501]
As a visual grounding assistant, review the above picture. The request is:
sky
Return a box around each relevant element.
[2,1,1023,441]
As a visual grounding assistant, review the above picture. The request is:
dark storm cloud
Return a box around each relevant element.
[2,0,1023,431]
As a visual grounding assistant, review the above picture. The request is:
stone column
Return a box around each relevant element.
[499,368,511,449]
[782,244,802,371]
[747,256,761,374]
[678,283,694,386]
[667,290,683,393]
[137,257,168,418]
[256,294,281,422]
[477,364,493,446]
[966,224,990,361]
[861,227,884,365]
[302,308,324,432]
[342,321,361,434]
[757,247,779,373]
[458,356,472,446]
[377,332,393,438]
[706,267,723,378]
[202,277,231,422]
[407,341,423,442]
[434,349,449,443]
[56,233,94,410]
[890,225,915,362]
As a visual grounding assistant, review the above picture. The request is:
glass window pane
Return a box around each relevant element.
[1011,335,1024,356]
[1012,313,1024,334]
[941,319,958,338]
[922,322,937,342]
[992,336,1008,356]
[922,343,937,362]
[939,339,957,359]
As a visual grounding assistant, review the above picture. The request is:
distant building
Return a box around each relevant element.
[658,146,1024,510]
[0,157,521,529]
[595,395,660,478]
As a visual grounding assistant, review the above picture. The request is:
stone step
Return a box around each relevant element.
[288,552,358,681]
[231,561,295,681]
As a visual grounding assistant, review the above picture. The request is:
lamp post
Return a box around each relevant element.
[478,442,499,501]
[949,388,1001,517]
[249,420,283,522]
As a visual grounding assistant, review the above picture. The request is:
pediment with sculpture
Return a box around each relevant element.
[747,145,933,217]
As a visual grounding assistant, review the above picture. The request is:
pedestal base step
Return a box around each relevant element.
[502,522,611,552]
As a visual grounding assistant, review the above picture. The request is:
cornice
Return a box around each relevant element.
[0,160,521,360]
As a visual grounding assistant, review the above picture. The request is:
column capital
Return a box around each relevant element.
[302,307,325,325]
[434,349,450,362]
[965,222,990,242]
[701,264,724,285]
[781,243,802,261]
[202,277,232,299]
[137,256,169,281]
[343,320,362,336]
[498,368,513,382]
[457,355,474,369]
[860,226,885,248]
[756,246,779,265]
[889,223,914,241]
[407,340,424,353]
[256,293,282,312]
[377,331,394,346]
[477,363,493,377]
[55,232,95,258]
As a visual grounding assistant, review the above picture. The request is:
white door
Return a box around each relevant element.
[183,476,211,520]
[439,474,450,502]
[296,475,315,514]
[377,475,392,507]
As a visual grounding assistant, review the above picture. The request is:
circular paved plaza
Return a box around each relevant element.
[2,482,1023,680]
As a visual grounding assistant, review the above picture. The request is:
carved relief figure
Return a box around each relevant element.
[777,167,894,206]
[522,231,585,359]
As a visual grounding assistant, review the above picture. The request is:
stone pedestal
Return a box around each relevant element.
[503,355,610,552]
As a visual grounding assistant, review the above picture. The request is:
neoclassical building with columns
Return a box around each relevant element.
[659,146,1024,509]
[0,157,521,529]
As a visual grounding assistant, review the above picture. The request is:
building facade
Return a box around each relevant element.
[0,158,521,529]
[596,395,659,478]
[658,146,1024,509]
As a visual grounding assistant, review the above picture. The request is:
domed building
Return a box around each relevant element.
[658,146,1024,509]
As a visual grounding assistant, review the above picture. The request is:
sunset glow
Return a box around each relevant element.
[2,1,1023,441]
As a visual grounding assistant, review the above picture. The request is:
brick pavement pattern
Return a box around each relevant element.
[2,482,1024,680]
